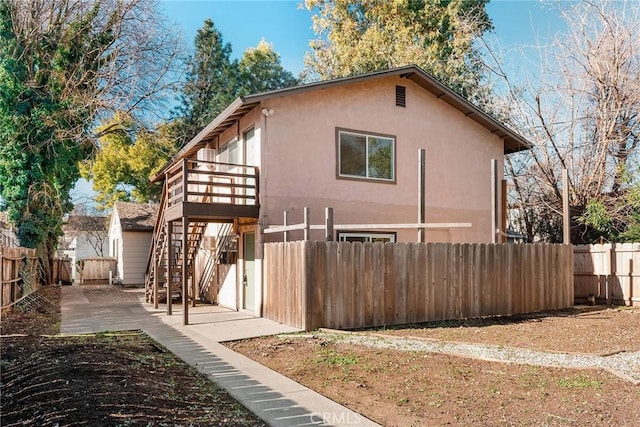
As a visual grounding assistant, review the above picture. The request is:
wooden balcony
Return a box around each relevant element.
[163,159,259,222]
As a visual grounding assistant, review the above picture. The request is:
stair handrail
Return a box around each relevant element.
[145,180,168,290]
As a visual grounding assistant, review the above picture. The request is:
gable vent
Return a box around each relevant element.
[396,85,406,107]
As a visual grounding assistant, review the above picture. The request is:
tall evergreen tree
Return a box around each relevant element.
[238,40,298,96]
[173,18,238,144]
[174,19,300,144]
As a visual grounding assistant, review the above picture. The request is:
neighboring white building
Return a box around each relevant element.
[109,202,157,287]
[58,215,109,281]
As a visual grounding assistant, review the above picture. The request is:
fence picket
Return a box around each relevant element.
[264,242,575,330]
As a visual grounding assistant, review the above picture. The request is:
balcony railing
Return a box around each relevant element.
[164,159,259,219]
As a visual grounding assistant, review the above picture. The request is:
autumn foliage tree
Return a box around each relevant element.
[303,0,493,104]
[80,115,181,210]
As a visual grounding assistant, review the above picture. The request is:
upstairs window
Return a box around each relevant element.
[337,129,395,182]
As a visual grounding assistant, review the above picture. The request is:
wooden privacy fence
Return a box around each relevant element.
[574,243,639,306]
[1,245,39,311]
[78,257,117,285]
[53,258,72,285]
[263,241,574,331]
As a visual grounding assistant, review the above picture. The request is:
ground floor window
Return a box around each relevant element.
[337,232,396,243]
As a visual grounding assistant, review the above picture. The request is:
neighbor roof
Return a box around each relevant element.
[114,202,158,231]
[153,65,532,181]
[62,215,108,233]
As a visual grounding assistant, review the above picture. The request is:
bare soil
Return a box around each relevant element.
[1,286,265,426]
[227,306,640,427]
[368,306,640,355]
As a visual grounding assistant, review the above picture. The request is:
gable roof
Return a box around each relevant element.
[154,65,532,181]
[113,202,158,232]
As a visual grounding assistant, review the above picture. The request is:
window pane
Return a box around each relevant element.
[368,137,393,179]
[340,133,366,177]
[244,128,256,166]
[228,140,239,164]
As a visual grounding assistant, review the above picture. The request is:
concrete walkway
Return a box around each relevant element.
[61,285,378,427]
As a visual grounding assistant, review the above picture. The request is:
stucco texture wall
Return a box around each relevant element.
[258,76,504,244]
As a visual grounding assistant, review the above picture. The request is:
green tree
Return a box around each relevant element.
[80,115,180,210]
[303,0,492,103]
[173,18,238,145]
[174,20,299,145]
[238,39,298,95]
[0,0,180,283]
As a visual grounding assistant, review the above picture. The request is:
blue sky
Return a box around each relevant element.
[159,0,567,76]
[72,0,567,202]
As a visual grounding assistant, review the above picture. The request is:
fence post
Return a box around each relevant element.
[283,211,289,243]
[562,169,570,244]
[491,159,498,243]
[303,207,310,241]
[606,244,613,305]
[325,207,334,241]
[418,149,426,243]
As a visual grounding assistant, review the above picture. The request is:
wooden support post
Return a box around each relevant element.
[562,169,570,244]
[167,221,173,316]
[303,207,310,241]
[191,251,196,308]
[491,159,498,244]
[283,211,289,243]
[501,179,508,243]
[182,216,189,326]
[418,149,426,243]
[325,207,334,241]
[153,249,159,309]
[182,158,189,203]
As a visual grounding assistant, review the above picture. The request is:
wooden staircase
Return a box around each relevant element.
[144,158,259,310]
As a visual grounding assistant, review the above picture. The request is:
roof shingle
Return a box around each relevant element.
[114,202,158,231]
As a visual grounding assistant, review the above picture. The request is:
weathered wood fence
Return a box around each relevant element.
[78,257,117,285]
[1,245,39,311]
[263,241,574,330]
[53,258,72,285]
[574,243,639,306]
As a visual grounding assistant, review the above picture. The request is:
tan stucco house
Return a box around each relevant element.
[146,65,532,314]
[110,202,157,286]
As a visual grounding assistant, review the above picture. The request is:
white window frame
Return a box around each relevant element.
[336,128,396,182]
[337,232,396,243]
[218,138,239,165]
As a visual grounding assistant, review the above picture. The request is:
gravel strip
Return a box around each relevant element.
[316,331,640,384]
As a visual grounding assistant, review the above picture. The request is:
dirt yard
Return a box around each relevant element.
[0,286,265,426]
[227,307,640,427]
[4,286,639,426]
